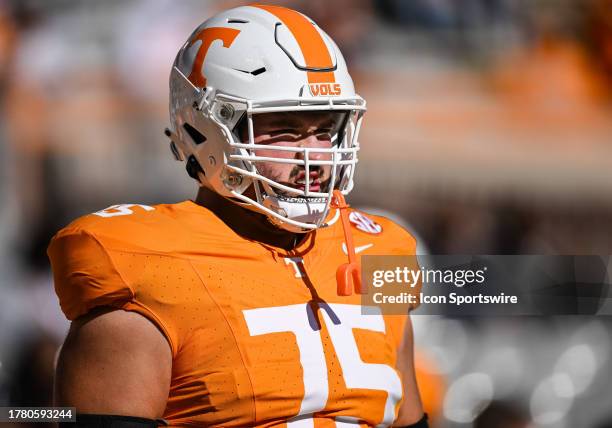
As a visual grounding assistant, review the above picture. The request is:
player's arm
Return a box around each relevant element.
[393,315,427,427]
[54,307,172,420]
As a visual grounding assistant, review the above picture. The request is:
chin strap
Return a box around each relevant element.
[331,190,365,296]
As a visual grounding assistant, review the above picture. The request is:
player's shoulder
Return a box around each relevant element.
[50,201,199,254]
[345,208,418,253]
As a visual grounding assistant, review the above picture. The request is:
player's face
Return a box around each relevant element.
[245,111,346,195]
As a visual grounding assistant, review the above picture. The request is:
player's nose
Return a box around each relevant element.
[295,135,332,161]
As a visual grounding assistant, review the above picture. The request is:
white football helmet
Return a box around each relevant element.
[166,4,366,233]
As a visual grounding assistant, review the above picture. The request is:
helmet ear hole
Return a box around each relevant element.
[186,155,204,180]
[183,123,207,145]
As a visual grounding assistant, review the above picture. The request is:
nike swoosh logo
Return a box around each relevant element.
[342,243,374,255]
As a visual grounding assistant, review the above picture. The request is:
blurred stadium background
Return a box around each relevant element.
[1,0,612,427]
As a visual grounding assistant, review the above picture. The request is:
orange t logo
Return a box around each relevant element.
[187,27,241,87]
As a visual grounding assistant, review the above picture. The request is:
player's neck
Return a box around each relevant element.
[194,187,307,251]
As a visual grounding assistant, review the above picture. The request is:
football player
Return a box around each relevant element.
[48,5,428,428]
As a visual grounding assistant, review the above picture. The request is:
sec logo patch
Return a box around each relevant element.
[349,211,382,234]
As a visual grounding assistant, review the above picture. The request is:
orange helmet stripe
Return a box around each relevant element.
[252,4,335,84]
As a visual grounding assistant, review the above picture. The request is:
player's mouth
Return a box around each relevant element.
[294,170,323,192]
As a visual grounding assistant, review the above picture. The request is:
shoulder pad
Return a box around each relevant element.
[47,227,133,320]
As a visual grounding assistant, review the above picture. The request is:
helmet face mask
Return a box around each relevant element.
[168,5,366,233]
[238,110,347,196]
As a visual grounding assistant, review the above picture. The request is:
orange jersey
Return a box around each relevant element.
[48,201,418,427]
